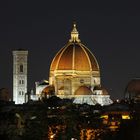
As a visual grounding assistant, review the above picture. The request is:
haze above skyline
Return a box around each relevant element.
[0,1,140,99]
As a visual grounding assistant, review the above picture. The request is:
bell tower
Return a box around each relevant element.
[13,49,28,104]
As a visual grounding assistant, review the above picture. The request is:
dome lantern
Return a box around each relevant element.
[69,23,80,42]
[50,23,100,71]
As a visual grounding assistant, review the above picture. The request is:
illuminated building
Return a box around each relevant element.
[13,49,28,104]
[80,128,102,140]
[35,80,49,97]
[101,103,131,131]
[49,24,112,105]
[34,80,55,100]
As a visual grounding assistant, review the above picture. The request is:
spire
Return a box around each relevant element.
[69,23,80,42]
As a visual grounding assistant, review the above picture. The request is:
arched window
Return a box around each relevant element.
[19,91,21,95]
[20,65,23,72]
[64,79,71,95]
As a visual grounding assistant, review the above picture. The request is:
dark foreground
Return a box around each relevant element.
[0,98,140,140]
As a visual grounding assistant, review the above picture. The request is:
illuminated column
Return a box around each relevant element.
[13,49,28,104]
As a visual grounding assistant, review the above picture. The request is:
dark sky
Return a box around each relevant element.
[0,1,140,99]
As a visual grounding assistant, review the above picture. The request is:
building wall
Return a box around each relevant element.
[50,70,100,98]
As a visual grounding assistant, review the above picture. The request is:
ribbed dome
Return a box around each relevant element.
[42,85,55,95]
[125,78,140,94]
[50,24,99,71]
[75,86,93,95]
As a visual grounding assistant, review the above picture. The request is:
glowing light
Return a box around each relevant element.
[100,115,108,119]
[15,113,21,118]
[50,134,55,139]
[109,125,119,131]
[44,80,49,83]
[30,116,36,120]
[122,115,130,119]
[116,99,120,103]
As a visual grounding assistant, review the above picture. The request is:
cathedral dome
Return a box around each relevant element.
[50,24,99,71]
[125,78,140,94]
[75,86,93,95]
[124,78,140,101]
[42,85,55,95]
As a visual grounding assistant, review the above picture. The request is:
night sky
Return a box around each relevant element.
[1,1,140,99]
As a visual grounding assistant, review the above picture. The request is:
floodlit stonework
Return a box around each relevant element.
[13,50,28,104]
[49,24,112,105]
